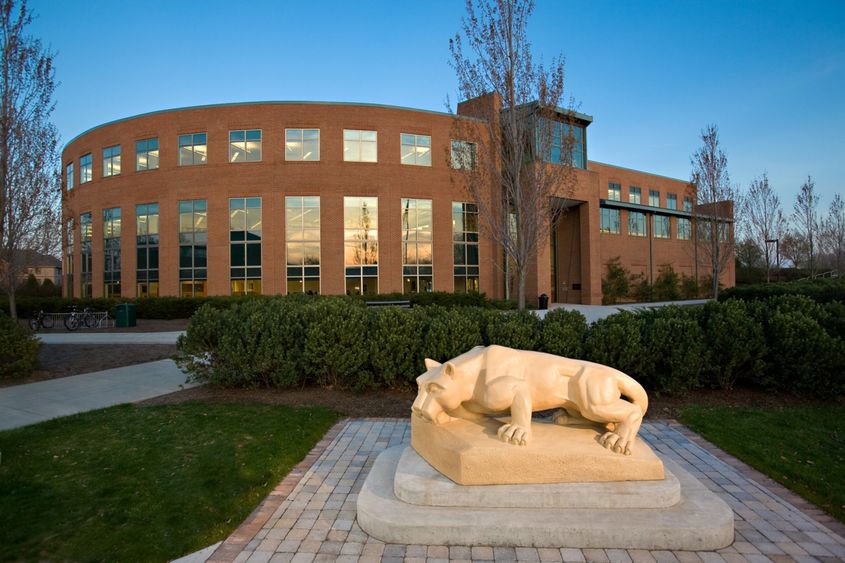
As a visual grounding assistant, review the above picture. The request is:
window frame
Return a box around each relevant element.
[229,129,262,163]
[343,129,378,163]
[285,128,320,161]
[343,196,379,295]
[607,182,622,201]
[102,145,121,177]
[285,196,321,295]
[66,162,74,191]
[450,140,477,170]
[648,189,660,207]
[178,199,209,297]
[228,197,262,296]
[653,215,671,239]
[135,137,160,172]
[400,133,432,167]
[629,186,641,204]
[178,132,208,166]
[452,201,480,293]
[628,211,647,237]
[599,207,621,234]
[401,198,433,294]
[80,153,93,184]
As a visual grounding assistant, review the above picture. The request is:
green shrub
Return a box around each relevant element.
[719,278,845,303]
[421,306,483,363]
[601,257,629,304]
[820,301,845,340]
[175,304,226,383]
[652,265,681,301]
[540,308,587,358]
[699,300,765,390]
[302,298,371,389]
[630,274,654,302]
[460,307,500,345]
[368,307,428,388]
[584,312,650,380]
[638,307,706,395]
[486,310,542,350]
[0,312,40,379]
[680,274,701,300]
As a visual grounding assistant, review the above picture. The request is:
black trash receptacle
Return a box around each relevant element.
[538,293,549,310]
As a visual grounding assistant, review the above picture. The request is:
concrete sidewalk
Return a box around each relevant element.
[37,331,184,345]
[539,299,709,323]
[0,359,195,431]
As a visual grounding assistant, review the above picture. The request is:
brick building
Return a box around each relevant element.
[61,98,734,305]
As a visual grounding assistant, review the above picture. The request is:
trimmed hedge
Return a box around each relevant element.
[0,312,40,379]
[720,278,845,303]
[176,296,845,398]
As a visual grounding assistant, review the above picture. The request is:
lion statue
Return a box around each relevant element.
[411,345,649,455]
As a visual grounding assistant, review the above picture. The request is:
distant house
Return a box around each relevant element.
[16,250,62,286]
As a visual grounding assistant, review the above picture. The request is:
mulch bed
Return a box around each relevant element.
[22,318,189,333]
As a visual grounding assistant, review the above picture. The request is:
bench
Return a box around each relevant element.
[365,300,412,309]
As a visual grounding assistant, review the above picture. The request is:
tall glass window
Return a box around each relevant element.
[654,215,671,239]
[285,129,320,161]
[343,130,377,162]
[401,198,433,293]
[136,203,159,297]
[451,140,477,170]
[179,199,208,297]
[628,211,646,237]
[629,186,641,204]
[66,162,74,191]
[600,208,620,234]
[229,130,262,162]
[684,196,693,212]
[179,133,207,166]
[80,153,92,183]
[344,196,378,295]
[453,202,479,293]
[539,119,586,169]
[649,189,660,207]
[102,145,121,177]
[64,218,74,295]
[103,208,121,297]
[136,138,159,171]
[285,196,320,294]
[80,212,92,297]
[667,193,677,210]
[677,218,692,240]
[607,182,621,201]
[400,134,432,166]
[230,197,262,295]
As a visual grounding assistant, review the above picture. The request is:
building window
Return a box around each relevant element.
[66,162,74,191]
[179,133,207,166]
[179,199,208,297]
[136,138,159,171]
[80,153,93,183]
[600,207,620,234]
[343,130,377,162]
[667,194,677,210]
[400,134,432,166]
[229,129,262,162]
[629,186,641,204]
[607,182,621,201]
[230,197,262,295]
[453,202,479,293]
[136,203,159,297]
[654,215,670,239]
[684,196,693,212]
[286,196,320,294]
[538,119,586,169]
[80,212,92,297]
[677,218,691,240]
[65,218,74,296]
[285,129,319,161]
[102,145,121,177]
[402,198,433,293]
[103,207,121,297]
[344,196,378,295]
[451,140,477,170]
[649,189,660,207]
[628,211,646,237]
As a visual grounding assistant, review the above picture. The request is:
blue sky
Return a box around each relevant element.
[30,0,844,211]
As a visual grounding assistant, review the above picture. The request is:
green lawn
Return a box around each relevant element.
[680,405,845,522]
[0,403,339,562]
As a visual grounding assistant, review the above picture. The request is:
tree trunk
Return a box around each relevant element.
[7,281,17,320]
[517,264,527,310]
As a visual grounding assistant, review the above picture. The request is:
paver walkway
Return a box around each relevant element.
[211,419,845,563]
[539,300,709,323]
[0,359,193,430]
[37,331,184,345]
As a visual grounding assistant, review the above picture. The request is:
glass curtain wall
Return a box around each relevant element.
[344,196,378,295]
[229,197,262,295]
[453,202,479,292]
[179,200,208,297]
[80,212,92,297]
[401,198,433,292]
[136,203,159,297]
[285,196,320,294]
[103,208,121,297]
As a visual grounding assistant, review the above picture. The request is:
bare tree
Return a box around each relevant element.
[449,0,577,309]
[821,193,845,274]
[792,175,820,277]
[1,0,60,319]
[690,125,739,299]
[741,172,785,282]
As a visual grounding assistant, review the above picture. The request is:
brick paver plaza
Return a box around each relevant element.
[209,419,845,563]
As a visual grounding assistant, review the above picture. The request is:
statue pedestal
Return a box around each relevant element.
[411,415,664,485]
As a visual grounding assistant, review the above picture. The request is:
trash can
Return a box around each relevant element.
[115,303,137,328]
[538,293,549,310]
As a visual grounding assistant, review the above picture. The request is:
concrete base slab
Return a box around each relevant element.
[358,446,734,550]
[411,415,665,485]
[394,446,680,509]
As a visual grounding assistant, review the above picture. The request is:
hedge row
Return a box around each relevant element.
[2,291,516,320]
[176,295,845,398]
[0,312,40,379]
[720,278,845,303]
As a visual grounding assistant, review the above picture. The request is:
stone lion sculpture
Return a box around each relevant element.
[412,345,649,455]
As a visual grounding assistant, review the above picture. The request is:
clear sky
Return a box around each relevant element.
[30,0,844,211]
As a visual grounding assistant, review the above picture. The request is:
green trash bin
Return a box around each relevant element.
[115,303,137,328]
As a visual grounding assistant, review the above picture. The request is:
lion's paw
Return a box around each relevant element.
[600,431,633,456]
[497,423,530,446]
[552,410,571,426]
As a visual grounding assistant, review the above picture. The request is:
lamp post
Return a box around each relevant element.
[765,238,779,283]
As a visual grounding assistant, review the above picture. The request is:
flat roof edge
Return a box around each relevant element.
[63,100,486,152]
[587,160,690,185]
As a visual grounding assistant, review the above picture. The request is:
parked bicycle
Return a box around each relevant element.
[64,306,98,331]
[28,309,54,331]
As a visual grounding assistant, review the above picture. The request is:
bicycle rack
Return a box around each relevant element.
[31,312,113,330]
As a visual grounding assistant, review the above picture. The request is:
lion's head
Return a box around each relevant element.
[411,358,470,425]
